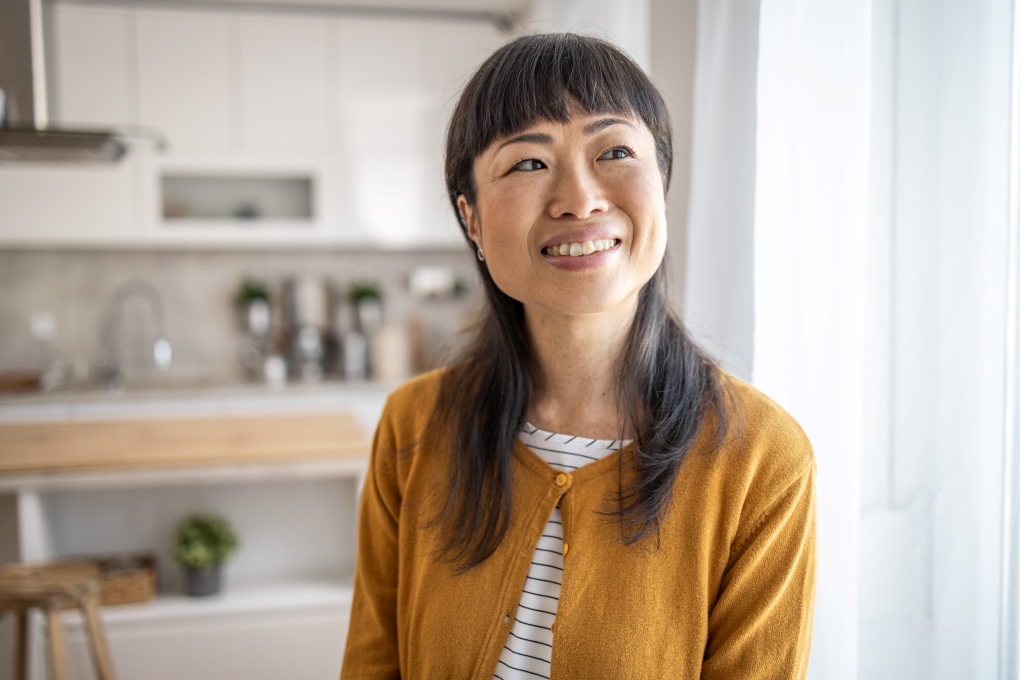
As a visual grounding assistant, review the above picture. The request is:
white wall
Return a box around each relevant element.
[521,0,650,70]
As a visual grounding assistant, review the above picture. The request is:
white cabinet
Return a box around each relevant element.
[50,5,133,127]
[0,5,140,246]
[332,19,437,247]
[239,16,328,154]
[0,150,147,245]
[0,4,504,249]
[328,19,502,247]
[63,582,352,680]
[135,10,236,156]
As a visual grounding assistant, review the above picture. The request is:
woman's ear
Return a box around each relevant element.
[457,195,482,251]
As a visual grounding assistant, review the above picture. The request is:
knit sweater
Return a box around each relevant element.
[340,369,817,679]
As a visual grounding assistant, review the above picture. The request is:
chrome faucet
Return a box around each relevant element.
[107,280,173,386]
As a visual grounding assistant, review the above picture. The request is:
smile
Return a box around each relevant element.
[541,239,619,257]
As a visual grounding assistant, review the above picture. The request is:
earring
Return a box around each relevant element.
[477,248,485,262]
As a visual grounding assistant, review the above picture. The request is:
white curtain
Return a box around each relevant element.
[752,2,871,679]
[683,0,759,381]
[686,0,1017,676]
[856,0,1013,677]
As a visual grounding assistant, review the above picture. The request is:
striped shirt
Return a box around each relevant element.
[493,423,628,680]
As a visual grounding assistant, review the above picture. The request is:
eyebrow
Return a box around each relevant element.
[496,132,554,151]
[495,118,635,152]
[583,117,634,135]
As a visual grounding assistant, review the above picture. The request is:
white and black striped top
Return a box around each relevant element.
[492,423,628,680]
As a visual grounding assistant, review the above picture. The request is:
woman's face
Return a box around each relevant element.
[459,110,667,317]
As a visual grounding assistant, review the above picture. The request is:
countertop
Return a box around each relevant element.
[0,379,397,435]
[0,380,396,488]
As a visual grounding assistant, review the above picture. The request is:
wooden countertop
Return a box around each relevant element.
[0,413,368,474]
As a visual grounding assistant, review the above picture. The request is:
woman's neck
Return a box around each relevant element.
[525,291,638,440]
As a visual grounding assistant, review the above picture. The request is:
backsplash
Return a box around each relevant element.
[0,248,481,383]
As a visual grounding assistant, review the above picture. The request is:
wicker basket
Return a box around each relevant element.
[94,554,157,606]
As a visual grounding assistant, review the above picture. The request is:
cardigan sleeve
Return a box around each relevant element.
[340,408,403,680]
[701,462,817,680]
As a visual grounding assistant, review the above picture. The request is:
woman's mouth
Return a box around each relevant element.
[541,238,619,257]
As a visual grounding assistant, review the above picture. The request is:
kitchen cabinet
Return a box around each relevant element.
[50,5,133,128]
[0,152,146,245]
[0,383,391,680]
[239,15,329,154]
[0,5,142,245]
[0,2,503,249]
[135,10,236,156]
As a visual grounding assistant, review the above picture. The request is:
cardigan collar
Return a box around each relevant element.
[511,436,637,487]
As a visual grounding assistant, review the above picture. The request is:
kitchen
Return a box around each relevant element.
[6,0,1020,678]
[0,1,665,679]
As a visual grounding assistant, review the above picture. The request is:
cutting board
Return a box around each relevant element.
[0,413,368,474]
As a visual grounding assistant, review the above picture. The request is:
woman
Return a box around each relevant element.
[341,33,815,680]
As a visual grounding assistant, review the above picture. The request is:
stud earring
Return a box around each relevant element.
[477,248,485,262]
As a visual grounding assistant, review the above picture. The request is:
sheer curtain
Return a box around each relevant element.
[684,0,1018,676]
[752,2,871,679]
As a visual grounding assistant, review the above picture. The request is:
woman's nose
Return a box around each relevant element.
[547,165,609,220]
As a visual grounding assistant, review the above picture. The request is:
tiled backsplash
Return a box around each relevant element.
[0,248,481,382]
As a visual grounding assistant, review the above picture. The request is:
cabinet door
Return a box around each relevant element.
[239,16,328,154]
[0,155,143,245]
[135,9,236,155]
[64,601,350,680]
[50,5,134,127]
[328,19,435,247]
[326,19,503,247]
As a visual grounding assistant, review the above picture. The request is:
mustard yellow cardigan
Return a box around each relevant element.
[341,370,816,679]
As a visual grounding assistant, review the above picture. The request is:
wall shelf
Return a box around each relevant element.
[61,578,353,627]
[161,173,314,223]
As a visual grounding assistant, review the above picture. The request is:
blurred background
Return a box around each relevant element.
[0,0,1016,678]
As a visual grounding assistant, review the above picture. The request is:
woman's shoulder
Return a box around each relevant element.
[374,367,448,447]
[384,367,447,410]
[712,372,815,496]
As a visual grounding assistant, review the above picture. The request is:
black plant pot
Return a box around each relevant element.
[184,564,222,597]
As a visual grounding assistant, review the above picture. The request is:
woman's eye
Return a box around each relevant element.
[599,147,632,160]
[511,158,547,172]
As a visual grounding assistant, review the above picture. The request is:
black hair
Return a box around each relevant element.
[428,33,730,570]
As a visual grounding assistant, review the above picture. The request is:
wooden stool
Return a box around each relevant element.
[0,561,117,680]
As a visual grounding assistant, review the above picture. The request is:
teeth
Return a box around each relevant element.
[544,238,617,257]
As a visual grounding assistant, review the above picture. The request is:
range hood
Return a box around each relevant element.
[0,0,126,163]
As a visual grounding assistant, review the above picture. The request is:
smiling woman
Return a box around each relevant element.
[340,34,816,680]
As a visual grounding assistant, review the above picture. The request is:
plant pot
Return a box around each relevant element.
[184,564,222,597]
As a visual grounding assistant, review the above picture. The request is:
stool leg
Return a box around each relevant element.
[45,606,68,680]
[13,609,28,680]
[80,595,116,680]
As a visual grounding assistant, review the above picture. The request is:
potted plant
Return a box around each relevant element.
[349,281,383,335]
[174,515,238,597]
[235,278,272,338]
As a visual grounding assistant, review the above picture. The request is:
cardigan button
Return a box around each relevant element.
[503,614,511,625]
[555,473,569,487]
[562,543,569,557]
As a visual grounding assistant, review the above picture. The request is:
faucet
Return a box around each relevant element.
[107,280,173,387]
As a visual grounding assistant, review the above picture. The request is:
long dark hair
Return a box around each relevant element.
[428,33,730,570]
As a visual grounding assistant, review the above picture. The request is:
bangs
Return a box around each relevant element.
[445,33,673,219]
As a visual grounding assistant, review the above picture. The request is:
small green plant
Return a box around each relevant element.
[235,278,270,307]
[348,281,382,305]
[174,515,238,570]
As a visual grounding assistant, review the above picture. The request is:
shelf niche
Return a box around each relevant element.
[161,173,314,225]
